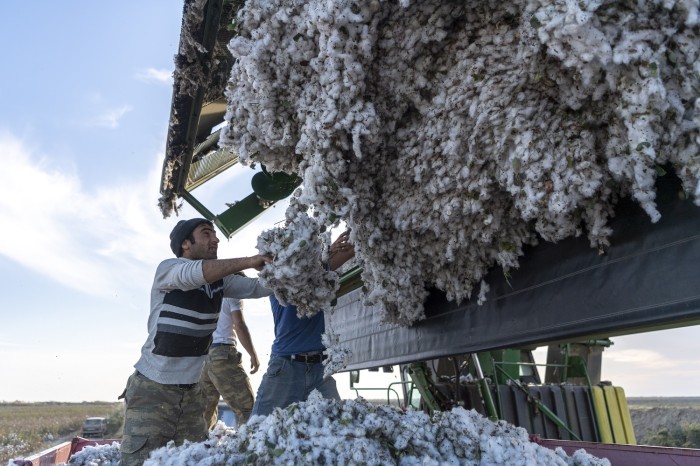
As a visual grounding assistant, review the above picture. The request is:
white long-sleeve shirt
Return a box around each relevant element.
[134,258,270,385]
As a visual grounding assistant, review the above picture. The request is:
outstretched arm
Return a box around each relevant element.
[202,254,272,283]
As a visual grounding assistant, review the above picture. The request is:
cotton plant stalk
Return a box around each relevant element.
[220,0,700,326]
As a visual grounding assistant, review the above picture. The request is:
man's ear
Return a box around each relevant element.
[180,239,191,256]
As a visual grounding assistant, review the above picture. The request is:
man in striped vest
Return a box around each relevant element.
[119,218,272,466]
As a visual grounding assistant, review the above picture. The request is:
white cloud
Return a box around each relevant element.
[0,131,173,298]
[597,330,700,395]
[0,338,19,349]
[0,130,285,303]
[605,348,677,369]
[0,348,136,402]
[86,104,133,128]
[135,67,173,84]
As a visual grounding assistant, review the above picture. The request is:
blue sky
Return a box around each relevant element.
[0,2,699,403]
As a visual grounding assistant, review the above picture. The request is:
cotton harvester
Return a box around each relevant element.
[154,1,700,464]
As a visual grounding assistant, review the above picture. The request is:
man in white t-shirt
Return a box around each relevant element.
[200,296,260,428]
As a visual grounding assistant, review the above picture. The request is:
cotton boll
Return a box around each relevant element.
[63,442,121,466]
[257,209,340,316]
[219,0,700,327]
[321,323,352,376]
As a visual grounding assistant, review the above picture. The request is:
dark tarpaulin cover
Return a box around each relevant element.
[328,174,700,371]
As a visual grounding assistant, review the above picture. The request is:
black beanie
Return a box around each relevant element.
[169,218,212,257]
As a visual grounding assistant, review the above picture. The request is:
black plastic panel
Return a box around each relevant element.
[328,174,700,370]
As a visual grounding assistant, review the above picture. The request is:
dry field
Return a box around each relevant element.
[627,397,700,446]
[0,401,122,464]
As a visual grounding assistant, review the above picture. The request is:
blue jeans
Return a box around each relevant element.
[252,355,340,416]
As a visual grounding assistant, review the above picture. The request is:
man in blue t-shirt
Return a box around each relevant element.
[252,231,354,416]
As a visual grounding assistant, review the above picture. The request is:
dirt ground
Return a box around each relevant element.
[627,397,700,445]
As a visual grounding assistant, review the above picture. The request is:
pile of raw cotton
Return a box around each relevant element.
[256,205,340,317]
[143,392,609,465]
[40,395,609,465]
[219,0,700,326]
[64,442,120,466]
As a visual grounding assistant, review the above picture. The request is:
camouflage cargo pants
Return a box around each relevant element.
[200,344,254,428]
[119,371,207,466]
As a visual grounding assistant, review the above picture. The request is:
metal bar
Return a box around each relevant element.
[494,365,582,441]
[181,191,216,220]
[579,356,602,442]
[472,354,499,421]
[452,357,462,408]
[336,266,363,297]
[180,190,241,241]
[387,381,415,407]
[349,386,403,406]
[215,193,269,238]
[407,362,444,414]
[172,0,225,196]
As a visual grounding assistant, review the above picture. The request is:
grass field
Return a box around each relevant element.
[0,401,123,464]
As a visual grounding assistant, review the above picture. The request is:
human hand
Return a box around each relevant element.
[329,230,351,256]
[250,354,260,374]
[250,254,273,271]
[328,230,354,270]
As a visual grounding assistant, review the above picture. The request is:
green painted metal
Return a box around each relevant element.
[477,350,520,385]
[472,354,499,422]
[215,192,270,238]
[251,168,301,201]
[182,165,301,239]
[349,381,407,406]
[180,190,270,239]
[407,362,446,415]
[180,190,218,225]
[336,266,363,298]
